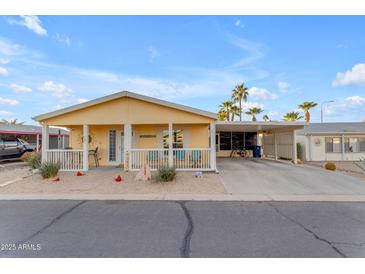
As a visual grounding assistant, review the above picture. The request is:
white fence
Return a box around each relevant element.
[46,149,83,171]
[130,149,169,170]
[173,148,211,170]
[130,148,212,171]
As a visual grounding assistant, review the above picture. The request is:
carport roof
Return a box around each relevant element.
[215,121,307,132]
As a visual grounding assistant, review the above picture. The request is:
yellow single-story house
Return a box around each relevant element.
[33,91,305,172]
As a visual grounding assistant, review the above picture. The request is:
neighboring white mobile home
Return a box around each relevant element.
[297,123,365,161]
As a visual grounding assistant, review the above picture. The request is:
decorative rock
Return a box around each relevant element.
[194,171,203,178]
[76,171,85,176]
[114,175,122,182]
[135,162,151,181]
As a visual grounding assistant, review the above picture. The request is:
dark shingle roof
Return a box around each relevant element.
[297,122,365,135]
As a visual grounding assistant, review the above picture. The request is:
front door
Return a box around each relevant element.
[108,129,124,166]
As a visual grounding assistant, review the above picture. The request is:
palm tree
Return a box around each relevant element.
[0,119,25,125]
[217,110,228,121]
[219,101,233,121]
[245,107,264,122]
[298,101,318,122]
[230,105,240,121]
[231,83,249,121]
[282,111,303,122]
[262,114,270,122]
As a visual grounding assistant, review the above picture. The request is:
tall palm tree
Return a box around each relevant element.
[231,83,249,121]
[217,110,228,121]
[282,111,303,122]
[219,101,233,121]
[298,101,318,122]
[230,105,240,121]
[0,118,25,125]
[245,107,264,122]
[262,114,270,122]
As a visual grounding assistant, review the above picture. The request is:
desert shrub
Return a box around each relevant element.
[20,151,33,162]
[22,152,41,169]
[156,166,176,182]
[39,161,61,179]
[325,162,336,171]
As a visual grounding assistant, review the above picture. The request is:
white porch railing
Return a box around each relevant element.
[46,149,83,171]
[130,149,169,170]
[173,148,211,170]
[129,148,211,171]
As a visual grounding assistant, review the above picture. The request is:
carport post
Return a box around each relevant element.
[41,125,49,163]
[82,124,89,171]
[292,130,297,164]
[274,132,278,160]
[36,134,40,152]
[124,123,132,171]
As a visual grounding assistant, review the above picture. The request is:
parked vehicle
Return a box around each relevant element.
[0,138,35,161]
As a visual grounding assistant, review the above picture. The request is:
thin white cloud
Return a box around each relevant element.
[229,36,265,68]
[332,63,365,86]
[249,87,278,100]
[0,96,18,106]
[278,81,290,92]
[148,46,159,62]
[0,110,13,116]
[10,83,32,93]
[77,98,89,104]
[242,101,264,110]
[53,33,71,46]
[0,58,9,64]
[234,19,245,29]
[0,67,8,76]
[8,15,47,36]
[38,81,72,98]
[326,95,365,115]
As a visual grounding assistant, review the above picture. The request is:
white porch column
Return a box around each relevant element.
[292,130,297,164]
[274,132,278,160]
[124,123,132,171]
[341,134,345,160]
[210,122,216,171]
[41,125,49,163]
[36,134,40,152]
[168,123,173,167]
[308,135,313,161]
[82,124,89,171]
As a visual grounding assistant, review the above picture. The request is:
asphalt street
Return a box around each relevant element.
[1,200,365,257]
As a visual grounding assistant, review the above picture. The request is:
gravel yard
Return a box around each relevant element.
[0,166,225,195]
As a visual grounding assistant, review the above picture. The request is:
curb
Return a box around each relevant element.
[1,193,365,202]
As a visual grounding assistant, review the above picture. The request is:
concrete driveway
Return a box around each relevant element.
[217,158,365,197]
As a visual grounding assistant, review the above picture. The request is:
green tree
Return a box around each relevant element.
[245,107,264,122]
[230,105,240,121]
[231,83,249,121]
[217,110,228,121]
[298,101,318,122]
[219,101,233,121]
[262,114,270,122]
[282,111,303,122]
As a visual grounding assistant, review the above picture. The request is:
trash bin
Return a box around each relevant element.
[253,146,261,158]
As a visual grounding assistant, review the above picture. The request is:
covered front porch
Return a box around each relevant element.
[41,122,216,172]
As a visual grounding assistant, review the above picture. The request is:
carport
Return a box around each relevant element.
[215,121,306,163]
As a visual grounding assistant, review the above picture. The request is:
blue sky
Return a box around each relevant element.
[0,16,364,124]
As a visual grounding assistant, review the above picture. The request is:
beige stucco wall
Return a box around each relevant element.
[68,124,210,166]
[41,97,214,126]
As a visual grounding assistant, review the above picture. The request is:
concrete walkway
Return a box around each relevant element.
[217,158,365,197]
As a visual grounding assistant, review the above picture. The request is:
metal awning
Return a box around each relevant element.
[215,121,307,133]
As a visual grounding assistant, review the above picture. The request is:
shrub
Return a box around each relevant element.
[156,166,176,182]
[40,161,61,179]
[22,152,41,169]
[325,162,336,171]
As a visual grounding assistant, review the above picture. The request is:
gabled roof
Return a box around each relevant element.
[297,122,365,135]
[33,91,217,121]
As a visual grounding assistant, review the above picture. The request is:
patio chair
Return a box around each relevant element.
[89,147,99,167]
